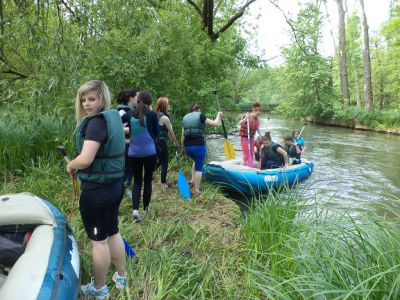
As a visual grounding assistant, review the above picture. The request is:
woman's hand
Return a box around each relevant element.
[66,162,76,179]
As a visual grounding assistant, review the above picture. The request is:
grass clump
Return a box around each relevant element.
[241,192,400,299]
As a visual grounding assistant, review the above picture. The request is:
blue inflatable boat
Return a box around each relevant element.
[0,193,80,300]
[204,159,314,197]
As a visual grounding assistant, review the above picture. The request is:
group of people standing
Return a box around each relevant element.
[65,80,306,298]
[238,102,306,170]
[65,80,223,299]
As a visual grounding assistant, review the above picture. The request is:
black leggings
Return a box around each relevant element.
[129,155,157,210]
[156,139,169,184]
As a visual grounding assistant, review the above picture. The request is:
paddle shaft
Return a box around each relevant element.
[246,114,253,167]
[214,92,228,139]
[56,145,79,202]
[297,124,306,140]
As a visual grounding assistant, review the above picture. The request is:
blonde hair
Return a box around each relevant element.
[75,80,111,127]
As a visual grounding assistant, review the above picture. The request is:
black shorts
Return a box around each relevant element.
[79,178,124,241]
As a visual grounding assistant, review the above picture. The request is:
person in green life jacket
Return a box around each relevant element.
[116,88,138,197]
[259,131,289,169]
[66,80,127,299]
[181,103,222,197]
[155,97,180,189]
[291,129,306,154]
[116,88,138,117]
[283,136,302,165]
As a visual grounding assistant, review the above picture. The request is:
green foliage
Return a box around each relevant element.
[0,0,251,118]
[241,192,400,299]
[333,107,400,128]
[0,107,74,178]
[274,3,336,120]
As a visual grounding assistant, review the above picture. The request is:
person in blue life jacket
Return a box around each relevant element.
[181,103,222,197]
[283,136,302,165]
[66,80,127,299]
[292,129,306,154]
[116,88,138,197]
[259,132,289,169]
[122,91,159,223]
[155,97,180,189]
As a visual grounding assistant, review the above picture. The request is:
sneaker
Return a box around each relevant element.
[80,279,109,300]
[133,210,142,223]
[194,190,202,197]
[112,271,127,289]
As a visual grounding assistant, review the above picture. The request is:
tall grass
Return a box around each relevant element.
[242,191,400,299]
[0,107,74,178]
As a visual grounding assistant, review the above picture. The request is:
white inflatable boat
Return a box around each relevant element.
[0,193,80,300]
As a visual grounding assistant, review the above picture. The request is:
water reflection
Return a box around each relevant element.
[207,116,400,208]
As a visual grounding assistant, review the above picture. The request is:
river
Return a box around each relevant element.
[207,116,400,208]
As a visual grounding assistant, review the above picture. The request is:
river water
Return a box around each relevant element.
[207,117,400,208]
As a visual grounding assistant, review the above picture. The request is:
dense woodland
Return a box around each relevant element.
[0,0,399,128]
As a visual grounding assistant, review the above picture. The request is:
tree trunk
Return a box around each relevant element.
[359,0,374,112]
[354,67,361,107]
[0,0,4,59]
[324,2,342,94]
[337,0,351,108]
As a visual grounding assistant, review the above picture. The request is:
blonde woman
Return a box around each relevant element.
[66,80,127,299]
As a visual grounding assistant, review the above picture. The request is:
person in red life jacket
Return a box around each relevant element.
[259,132,289,169]
[238,102,261,166]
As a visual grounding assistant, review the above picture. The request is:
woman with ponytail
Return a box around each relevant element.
[122,91,159,222]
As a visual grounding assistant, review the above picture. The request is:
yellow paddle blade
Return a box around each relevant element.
[224,139,236,160]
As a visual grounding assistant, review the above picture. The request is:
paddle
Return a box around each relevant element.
[174,144,191,200]
[246,113,254,168]
[212,90,236,160]
[56,145,79,202]
[56,145,136,258]
[297,124,306,140]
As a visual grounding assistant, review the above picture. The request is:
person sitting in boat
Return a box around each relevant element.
[291,129,306,154]
[283,136,302,165]
[259,132,289,169]
[181,103,222,197]
[238,102,261,166]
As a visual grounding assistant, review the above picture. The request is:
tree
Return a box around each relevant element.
[336,0,351,108]
[273,1,335,119]
[345,12,362,107]
[186,0,257,41]
[359,0,374,112]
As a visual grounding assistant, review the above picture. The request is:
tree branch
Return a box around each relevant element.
[59,0,76,18]
[1,69,28,79]
[186,0,202,16]
[215,0,257,39]
[268,0,309,57]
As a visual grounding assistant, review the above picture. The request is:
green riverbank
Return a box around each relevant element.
[2,157,400,299]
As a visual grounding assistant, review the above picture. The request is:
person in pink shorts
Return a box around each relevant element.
[238,102,261,166]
